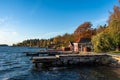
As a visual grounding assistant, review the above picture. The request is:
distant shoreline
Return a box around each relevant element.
[0,44,9,47]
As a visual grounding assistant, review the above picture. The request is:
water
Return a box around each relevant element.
[0,46,120,80]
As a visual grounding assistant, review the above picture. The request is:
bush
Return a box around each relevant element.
[92,32,114,53]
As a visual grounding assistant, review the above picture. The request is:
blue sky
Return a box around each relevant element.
[0,0,118,45]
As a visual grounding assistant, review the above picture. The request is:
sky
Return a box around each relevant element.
[0,0,119,45]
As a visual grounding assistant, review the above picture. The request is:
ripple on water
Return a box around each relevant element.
[0,47,120,80]
[0,70,29,80]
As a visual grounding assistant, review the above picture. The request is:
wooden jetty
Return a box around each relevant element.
[32,56,58,63]
[23,51,60,56]
[23,51,73,57]
[31,54,114,68]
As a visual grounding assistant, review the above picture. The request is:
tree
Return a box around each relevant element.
[92,32,113,52]
[74,22,94,42]
[96,24,107,33]
[92,1,120,52]
[108,5,120,51]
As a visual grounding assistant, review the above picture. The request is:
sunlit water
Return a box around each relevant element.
[0,46,120,80]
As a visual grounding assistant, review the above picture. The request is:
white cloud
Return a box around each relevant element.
[12,31,18,36]
[0,27,19,45]
[0,16,22,45]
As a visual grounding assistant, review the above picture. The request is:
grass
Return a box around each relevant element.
[109,51,120,54]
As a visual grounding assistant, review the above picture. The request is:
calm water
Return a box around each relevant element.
[0,46,120,80]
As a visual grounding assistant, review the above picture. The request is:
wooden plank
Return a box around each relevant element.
[32,56,58,63]
[56,54,108,58]
[32,56,57,59]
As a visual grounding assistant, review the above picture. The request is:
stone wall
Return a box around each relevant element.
[43,54,114,67]
[33,54,120,68]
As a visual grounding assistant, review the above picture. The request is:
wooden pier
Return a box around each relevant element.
[31,54,114,68]
[23,51,61,56]
[32,56,58,63]
[23,51,73,57]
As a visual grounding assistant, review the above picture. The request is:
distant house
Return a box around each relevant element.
[69,38,93,52]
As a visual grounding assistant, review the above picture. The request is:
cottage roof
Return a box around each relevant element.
[78,38,91,43]
[69,41,74,46]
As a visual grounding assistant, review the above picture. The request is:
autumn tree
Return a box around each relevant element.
[96,24,107,33]
[108,5,120,51]
[92,1,120,52]
[74,22,95,42]
[62,33,74,47]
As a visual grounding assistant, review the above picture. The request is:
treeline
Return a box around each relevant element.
[14,1,120,52]
[13,33,74,49]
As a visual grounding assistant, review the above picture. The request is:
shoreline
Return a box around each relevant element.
[108,54,120,68]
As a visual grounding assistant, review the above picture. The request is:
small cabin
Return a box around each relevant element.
[69,38,93,52]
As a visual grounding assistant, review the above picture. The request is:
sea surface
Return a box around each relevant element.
[0,46,120,80]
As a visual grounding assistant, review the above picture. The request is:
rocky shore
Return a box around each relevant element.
[108,54,120,68]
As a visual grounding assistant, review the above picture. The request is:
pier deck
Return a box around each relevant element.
[31,54,112,68]
[24,51,64,56]
[32,56,58,63]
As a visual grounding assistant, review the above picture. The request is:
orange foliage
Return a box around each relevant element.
[74,22,96,42]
